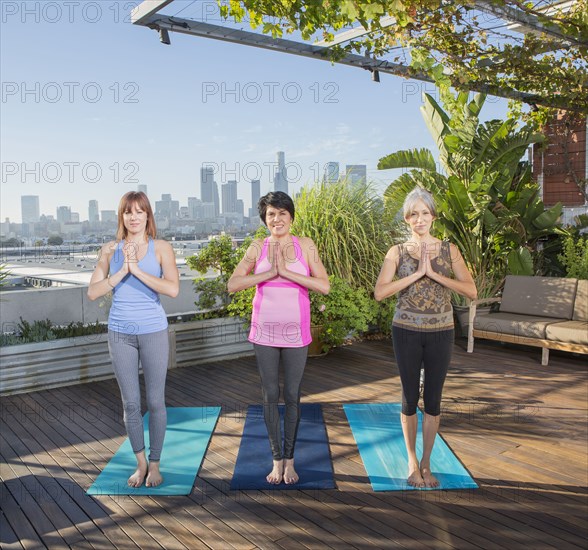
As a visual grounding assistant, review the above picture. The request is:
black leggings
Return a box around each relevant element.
[253,344,308,460]
[392,326,454,416]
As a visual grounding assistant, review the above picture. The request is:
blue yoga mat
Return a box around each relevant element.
[87,407,221,496]
[230,403,335,490]
[344,403,478,491]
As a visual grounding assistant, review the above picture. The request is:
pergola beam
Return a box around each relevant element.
[475,0,585,46]
[136,14,435,82]
[130,0,175,25]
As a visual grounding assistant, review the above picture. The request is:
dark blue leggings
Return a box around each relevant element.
[392,326,454,416]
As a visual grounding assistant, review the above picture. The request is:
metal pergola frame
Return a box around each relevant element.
[131,0,583,106]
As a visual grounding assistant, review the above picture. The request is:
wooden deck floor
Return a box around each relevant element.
[1,338,587,549]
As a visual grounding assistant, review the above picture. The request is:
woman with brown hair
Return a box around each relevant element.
[88,191,179,488]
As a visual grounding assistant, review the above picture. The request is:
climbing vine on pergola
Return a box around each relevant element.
[219,0,588,113]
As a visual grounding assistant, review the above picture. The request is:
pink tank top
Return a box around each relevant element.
[248,236,311,347]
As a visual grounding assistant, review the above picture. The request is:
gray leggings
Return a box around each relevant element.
[253,344,308,460]
[108,329,169,461]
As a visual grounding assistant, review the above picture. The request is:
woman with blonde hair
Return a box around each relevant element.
[375,187,476,488]
[88,191,179,488]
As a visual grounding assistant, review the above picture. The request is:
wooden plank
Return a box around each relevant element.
[0,433,89,548]
[0,510,25,550]
[26,391,206,550]
[1,476,69,549]
[0,486,46,550]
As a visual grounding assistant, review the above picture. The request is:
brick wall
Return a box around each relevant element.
[533,112,587,207]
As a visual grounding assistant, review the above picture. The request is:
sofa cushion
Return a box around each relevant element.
[499,276,577,320]
[573,279,588,321]
[474,312,561,339]
[545,321,588,345]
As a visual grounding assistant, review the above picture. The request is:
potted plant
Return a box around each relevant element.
[308,275,377,356]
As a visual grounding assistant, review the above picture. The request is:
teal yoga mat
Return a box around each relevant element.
[87,407,221,496]
[343,403,478,491]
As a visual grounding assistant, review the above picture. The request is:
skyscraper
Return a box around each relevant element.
[21,195,40,223]
[155,194,179,219]
[137,184,148,195]
[345,165,367,185]
[201,166,219,217]
[323,162,339,184]
[273,151,288,194]
[88,200,99,223]
[56,206,72,224]
[251,179,260,210]
[236,199,244,216]
[188,197,203,219]
[222,180,238,214]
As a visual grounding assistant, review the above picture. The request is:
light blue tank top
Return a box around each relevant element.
[108,239,168,335]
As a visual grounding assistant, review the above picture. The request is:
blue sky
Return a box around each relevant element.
[1,0,510,223]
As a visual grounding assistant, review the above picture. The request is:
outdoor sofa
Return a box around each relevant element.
[467,275,588,366]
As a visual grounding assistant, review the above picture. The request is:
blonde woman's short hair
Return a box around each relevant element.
[403,187,437,219]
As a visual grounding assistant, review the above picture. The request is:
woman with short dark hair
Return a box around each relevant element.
[228,191,330,485]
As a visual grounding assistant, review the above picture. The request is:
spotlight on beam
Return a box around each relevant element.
[371,69,380,83]
[159,28,171,45]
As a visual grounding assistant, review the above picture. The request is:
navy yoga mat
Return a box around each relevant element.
[343,403,478,491]
[87,407,221,496]
[230,403,335,490]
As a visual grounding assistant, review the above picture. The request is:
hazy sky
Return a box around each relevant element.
[1,0,510,222]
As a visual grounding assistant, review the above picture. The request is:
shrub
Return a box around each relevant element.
[1,318,107,347]
[558,236,588,279]
[310,275,377,347]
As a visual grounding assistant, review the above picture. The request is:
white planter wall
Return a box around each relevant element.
[0,317,253,396]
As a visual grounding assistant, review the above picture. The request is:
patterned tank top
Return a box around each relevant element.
[108,239,168,335]
[248,236,311,348]
[393,240,454,332]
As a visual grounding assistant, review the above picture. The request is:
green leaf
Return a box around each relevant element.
[377,149,436,171]
[507,248,533,275]
[341,0,359,19]
[533,203,563,230]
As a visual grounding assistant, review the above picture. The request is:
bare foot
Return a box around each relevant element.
[266,460,284,484]
[145,461,163,487]
[407,461,425,488]
[283,458,299,485]
[420,466,439,488]
[128,465,147,488]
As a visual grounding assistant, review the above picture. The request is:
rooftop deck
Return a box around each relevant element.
[1,338,587,549]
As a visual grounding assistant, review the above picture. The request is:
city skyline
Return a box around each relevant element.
[12,153,367,225]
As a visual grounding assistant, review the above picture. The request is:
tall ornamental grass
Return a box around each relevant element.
[292,180,396,290]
